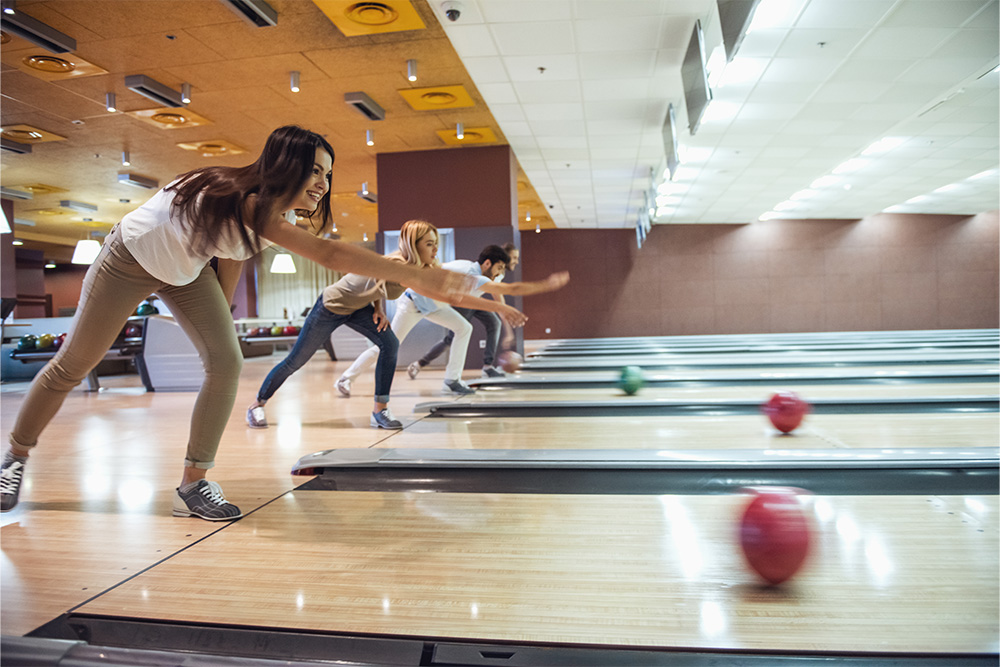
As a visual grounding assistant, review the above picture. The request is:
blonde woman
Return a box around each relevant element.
[337,221,530,396]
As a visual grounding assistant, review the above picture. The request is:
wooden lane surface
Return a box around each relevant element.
[384,413,1000,451]
[0,355,456,636]
[463,382,1000,403]
[76,491,999,654]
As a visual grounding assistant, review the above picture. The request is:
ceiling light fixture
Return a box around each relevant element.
[0,2,76,52]
[534,224,540,233]
[456,122,464,140]
[366,129,374,146]
[71,238,101,265]
[59,199,97,213]
[357,182,377,203]
[0,137,31,154]
[105,92,116,112]
[407,59,417,82]
[344,92,385,121]
[290,71,300,93]
[363,232,368,242]
[181,82,192,104]
[117,173,158,189]
[525,211,531,222]
[44,262,56,269]
[269,252,296,273]
[12,239,23,246]
[2,1,15,15]
[121,150,130,166]
[125,75,184,107]
[0,186,32,200]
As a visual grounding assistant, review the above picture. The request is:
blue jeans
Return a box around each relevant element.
[256,298,398,404]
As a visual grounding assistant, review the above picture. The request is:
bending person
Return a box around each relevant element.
[1,126,472,520]
[336,223,532,397]
[409,244,566,379]
[247,264,407,431]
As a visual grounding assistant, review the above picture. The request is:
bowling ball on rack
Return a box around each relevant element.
[270,325,284,336]
[762,391,811,434]
[738,487,812,586]
[17,334,37,351]
[283,325,298,336]
[124,324,143,338]
[135,303,159,316]
[498,350,523,373]
[36,333,55,349]
[52,333,67,349]
[618,365,645,396]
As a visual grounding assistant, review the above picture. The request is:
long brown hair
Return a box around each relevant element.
[167,125,334,256]
[394,219,439,267]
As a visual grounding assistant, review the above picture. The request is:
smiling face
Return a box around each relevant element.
[290,147,332,212]
[506,249,519,271]
[415,230,439,266]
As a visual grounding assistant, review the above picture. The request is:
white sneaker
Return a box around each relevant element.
[335,376,351,397]
[246,405,268,429]
[407,361,421,380]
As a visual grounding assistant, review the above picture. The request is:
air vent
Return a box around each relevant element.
[117,173,159,190]
[0,187,33,200]
[0,9,76,53]
[345,92,385,121]
[1,137,31,154]
[124,75,185,108]
[220,0,277,27]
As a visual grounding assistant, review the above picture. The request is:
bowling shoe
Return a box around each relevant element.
[335,376,351,397]
[370,408,403,430]
[1,459,25,512]
[481,366,505,378]
[442,379,475,395]
[173,480,243,521]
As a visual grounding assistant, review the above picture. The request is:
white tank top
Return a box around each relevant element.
[119,184,295,286]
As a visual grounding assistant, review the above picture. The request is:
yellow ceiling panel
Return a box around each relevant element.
[400,84,475,110]
[1,125,66,143]
[312,0,426,36]
[15,53,107,81]
[436,126,498,145]
[177,139,247,158]
[126,107,212,130]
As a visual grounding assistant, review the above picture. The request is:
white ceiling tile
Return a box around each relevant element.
[522,102,585,121]
[747,81,820,104]
[896,57,993,85]
[854,27,956,59]
[513,80,583,103]
[488,103,528,122]
[776,29,867,59]
[528,120,588,135]
[536,135,589,149]
[540,148,592,161]
[459,56,512,83]
[828,58,916,84]
[443,25,500,57]
[582,79,654,101]
[490,21,577,57]
[931,28,1000,60]
[575,16,667,52]
[577,51,658,79]
[503,54,580,81]
[881,0,993,28]
[736,28,790,58]
[476,82,519,105]
[795,1,895,29]
[481,1,574,23]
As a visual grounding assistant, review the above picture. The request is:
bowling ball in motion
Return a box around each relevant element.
[739,487,812,586]
[762,391,810,434]
[498,350,523,373]
[17,334,37,351]
[618,365,645,395]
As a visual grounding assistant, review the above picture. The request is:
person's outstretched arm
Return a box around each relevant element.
[480,271,569,297]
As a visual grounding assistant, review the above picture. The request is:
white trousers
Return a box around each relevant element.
[341,295,473,383]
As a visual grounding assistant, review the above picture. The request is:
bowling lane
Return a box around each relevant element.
[75,491,998,654]
[384,413,1000,451]
[461,381,999,403]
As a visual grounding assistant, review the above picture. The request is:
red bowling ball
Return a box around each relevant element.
[762,391,810,433]
[739,487,811,586]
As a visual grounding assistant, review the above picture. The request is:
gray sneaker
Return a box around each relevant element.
[173,480,242,521]
[1,459,25,512]
[335,376,351,397]
[442,379,475,395]
[407,361,421,379]
[246,405,268,429]
[481,366,505,378]
[370,408,403,429]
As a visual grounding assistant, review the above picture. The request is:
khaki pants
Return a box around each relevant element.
[8,226,242,469]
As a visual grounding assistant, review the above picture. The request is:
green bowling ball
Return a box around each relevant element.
[136,303,159,316]
[17,334,37,351]
[618,365,645,396]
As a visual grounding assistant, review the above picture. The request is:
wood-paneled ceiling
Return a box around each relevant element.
[1,0,551,264]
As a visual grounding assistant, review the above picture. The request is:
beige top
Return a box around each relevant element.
[321,271,405,315]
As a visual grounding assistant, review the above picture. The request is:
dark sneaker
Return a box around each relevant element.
[407,361,421,379]
[481,366,505,378]
[370,409,403,429]
[442,379,475,395]
[1,459,25,512]
[246,405,268,429]
[173,480,242,521]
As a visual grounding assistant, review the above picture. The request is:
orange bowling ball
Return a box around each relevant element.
[498,350,523,373]
[739,487,811,586]
[762,391,811,433]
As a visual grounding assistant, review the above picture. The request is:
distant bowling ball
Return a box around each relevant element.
[270,325,284,336]
[249,327,265,337]
[739,487,812,586]
[17,334,37,351]
[618,365,645,395]
[498,350,523,373]
[124,324,143,338]
[762,391,811,433]
[52,333,67,349]
[283,325,298,336]
[135,303,159,316]
[36,333,55,349]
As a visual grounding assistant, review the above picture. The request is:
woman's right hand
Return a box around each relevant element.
[406,266,477,302]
